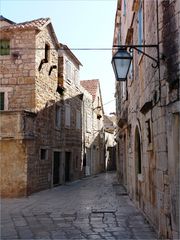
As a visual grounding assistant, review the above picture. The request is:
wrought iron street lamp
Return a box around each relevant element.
[111,45,159,81]
[111,48,132,81]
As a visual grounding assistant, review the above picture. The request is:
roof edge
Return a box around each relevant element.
[0,15,15,24]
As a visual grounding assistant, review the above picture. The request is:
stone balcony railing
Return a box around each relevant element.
[0,110,36,140]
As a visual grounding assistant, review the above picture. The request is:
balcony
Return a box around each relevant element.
[0,110,36,140]
[117,103,128,128]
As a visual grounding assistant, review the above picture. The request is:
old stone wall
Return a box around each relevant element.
[115,0,180,238]
[0,29,36,111]
[0,24,61,196]
[80,86,93,176]
[25,26,61,193]
[57,49,85,181]
[0,110,28,198]
[0,140,27,197]
[91,85,104,175]
[0,19,105,197]
[35,27,59,111]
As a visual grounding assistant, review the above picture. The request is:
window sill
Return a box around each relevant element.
[0,54,10,58]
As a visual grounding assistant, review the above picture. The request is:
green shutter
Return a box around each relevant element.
[0,92,4,110]
[0,40,10,55]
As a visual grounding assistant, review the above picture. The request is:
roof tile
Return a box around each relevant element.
[0,17,50,30]
[80,79,99,101]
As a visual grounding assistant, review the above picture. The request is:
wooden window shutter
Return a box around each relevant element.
[0,40,10,55]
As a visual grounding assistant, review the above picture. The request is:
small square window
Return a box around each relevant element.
[0,40,10,55]
[0,92,5,110]
[65,60,72,82]
[45,43,50,62]
[40,149,48,160]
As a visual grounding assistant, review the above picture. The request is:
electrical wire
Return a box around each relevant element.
[4,0,116,1]
[8,47,114,50]
[103,98,115,106]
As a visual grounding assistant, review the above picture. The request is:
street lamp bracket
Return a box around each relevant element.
[113,44,159,69]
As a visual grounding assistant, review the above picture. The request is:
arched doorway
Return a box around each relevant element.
[134,126,142,202]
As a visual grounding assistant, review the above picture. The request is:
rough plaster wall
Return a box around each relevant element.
[0,140,27,197]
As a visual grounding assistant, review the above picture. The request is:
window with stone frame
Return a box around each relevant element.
[138,0,143,53]
[74,69,79,86]
[0,89,10,111]
[0,92,5,110]
[65,60,72,83]
[65,104,71,127]
[0,40,10,55]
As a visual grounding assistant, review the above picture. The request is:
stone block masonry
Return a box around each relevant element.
[113,0,180,239]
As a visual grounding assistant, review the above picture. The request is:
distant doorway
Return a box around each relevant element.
[53,151,61,186]
[65,152,71,182]
[85,148,91,176]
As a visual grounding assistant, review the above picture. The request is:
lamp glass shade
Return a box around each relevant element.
[112,49,132,81]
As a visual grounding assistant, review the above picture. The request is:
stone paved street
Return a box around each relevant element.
[1,172,157,239]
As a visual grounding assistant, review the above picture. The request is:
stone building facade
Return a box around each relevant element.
[56,44,87,183]
[113,1,179,239]
[80,79,105,175]
[104,115,116,171]
[0,16,60,197]
[0,16,106,197]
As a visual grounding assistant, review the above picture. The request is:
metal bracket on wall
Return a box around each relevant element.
[113,44,160,68]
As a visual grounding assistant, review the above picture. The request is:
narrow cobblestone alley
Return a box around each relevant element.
[1,172,157,240]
